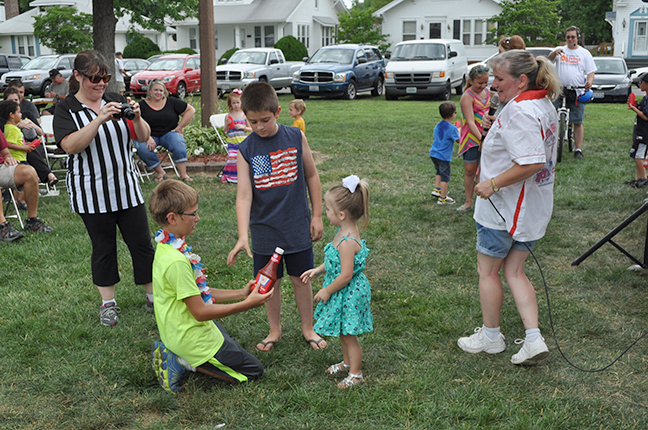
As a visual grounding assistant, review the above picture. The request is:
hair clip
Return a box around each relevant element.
[342,175,360,193]
[232,88,242,95]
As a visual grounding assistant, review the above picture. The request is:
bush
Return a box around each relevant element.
[219,47,239,65]
[175,47,197,55]
[183,124,226,157]
[123,35,161,59]
[275,36,308,61]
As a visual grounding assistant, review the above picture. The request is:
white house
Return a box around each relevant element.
[0,0,175,57]
[173,0,347,58]
[373,0,503,61]
[607,0,648,65]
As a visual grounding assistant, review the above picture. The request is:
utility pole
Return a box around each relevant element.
[199,0,217,126]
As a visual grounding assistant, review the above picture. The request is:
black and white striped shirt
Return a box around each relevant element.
[53,92,144,214]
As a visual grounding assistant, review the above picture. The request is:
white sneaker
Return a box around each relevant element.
[431,188,442,197]
[457,327,506,354]
[511,337,550,365]
[437,196,456,205]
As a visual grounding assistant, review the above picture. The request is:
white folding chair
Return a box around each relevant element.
[209,114,230,176]
[2,187,24,229]
[41,115,67,179]
[131,141,179,181]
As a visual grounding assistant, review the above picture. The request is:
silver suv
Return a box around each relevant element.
[0,54,76,96]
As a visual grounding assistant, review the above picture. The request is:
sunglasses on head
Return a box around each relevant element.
[80,72,111,84]
[469,66,489,78]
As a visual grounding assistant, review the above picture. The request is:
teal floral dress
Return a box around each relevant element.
[314,235,373,337]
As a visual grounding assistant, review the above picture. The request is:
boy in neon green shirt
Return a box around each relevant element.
[149,180,273,394]
[0,100,38,161]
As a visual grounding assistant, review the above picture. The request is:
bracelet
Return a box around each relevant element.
[491,178,500,193]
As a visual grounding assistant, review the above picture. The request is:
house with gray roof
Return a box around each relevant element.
[173,0,346,58]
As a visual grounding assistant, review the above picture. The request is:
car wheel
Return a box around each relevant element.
[40,80,52,97]
[456,77,465,95]
[344,80,357,100]
[385,90,398,101]
[371,76,384,97]
[175,82,187,99]
[258,76,267,83]
[440,82,451,100]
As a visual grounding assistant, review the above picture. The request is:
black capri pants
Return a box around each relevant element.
[79,204,154,287]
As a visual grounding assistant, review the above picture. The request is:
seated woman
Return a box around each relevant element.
[133,79,195,182]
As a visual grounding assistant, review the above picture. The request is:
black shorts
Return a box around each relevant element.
[253,247,314,279]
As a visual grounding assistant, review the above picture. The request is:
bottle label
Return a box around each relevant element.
[256,274,272,293]
[271,254,281,263]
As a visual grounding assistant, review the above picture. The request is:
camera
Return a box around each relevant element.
[113,103,135,120]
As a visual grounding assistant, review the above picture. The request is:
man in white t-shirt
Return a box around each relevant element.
[548,26,596,159]
[114,52,128,95]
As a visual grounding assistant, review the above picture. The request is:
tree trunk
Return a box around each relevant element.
[93,0,118,93]
[199,0,217,126]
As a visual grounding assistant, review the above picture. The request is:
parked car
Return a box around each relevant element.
[122,58,150,92]
[384,39,467,100]
[0,54,75,96]
[591,57,633,103]
[129,54,200,98]
[630,66,648,85]
[291,44,386,100]
[217,48,303,94]
[0,54,30,79]
[465,46,555,87]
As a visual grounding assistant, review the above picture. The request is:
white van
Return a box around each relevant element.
[384,39,468,100]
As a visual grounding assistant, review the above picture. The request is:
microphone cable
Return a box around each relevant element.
[487,198,648,372]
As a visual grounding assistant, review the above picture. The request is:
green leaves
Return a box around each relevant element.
[33,6,93,54]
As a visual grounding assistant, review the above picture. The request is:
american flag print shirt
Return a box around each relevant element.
[251,147,298,190]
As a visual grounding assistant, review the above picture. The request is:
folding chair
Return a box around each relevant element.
[131,141,179,180]
[209,114,230,176]
[2,187,24,229]
[41,115,67,181]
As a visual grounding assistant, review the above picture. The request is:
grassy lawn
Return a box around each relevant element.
[2,93,648,429]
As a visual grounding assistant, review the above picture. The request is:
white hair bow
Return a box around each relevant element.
[342,175,360,193]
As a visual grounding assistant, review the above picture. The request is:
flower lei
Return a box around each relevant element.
[155,229,214,304]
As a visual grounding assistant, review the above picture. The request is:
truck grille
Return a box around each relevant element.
[394,73,431,84]
[217,71,242,81]
[299,71,334,83]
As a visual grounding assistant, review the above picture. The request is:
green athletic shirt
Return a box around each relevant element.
[153,242,224,367]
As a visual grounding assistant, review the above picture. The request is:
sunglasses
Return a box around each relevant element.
[80,72,112,84]
[469,66,489,78]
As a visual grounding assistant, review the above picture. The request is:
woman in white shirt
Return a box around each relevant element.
[457,50,561,366]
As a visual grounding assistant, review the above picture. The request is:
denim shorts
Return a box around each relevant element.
[463,146,480,163]
[553,98,585,124]
[253,247,314,279]
[476,222,536,259]
[431,157,451,182]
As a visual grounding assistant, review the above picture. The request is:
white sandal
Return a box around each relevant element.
[337,372,364,389]
[326,361,350,375]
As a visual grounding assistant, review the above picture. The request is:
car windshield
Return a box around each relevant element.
[228,51,268,65]
[22,57,58,70]
[391,43,446,61]
[594,59,626,75]
[147,58,186,71]
[309,48,354,64]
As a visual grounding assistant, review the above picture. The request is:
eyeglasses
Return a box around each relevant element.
[505,37,512,48]
[179,211,198,218]
[469,66,489,78]
[566,36,578,39]
[80,72,111,84]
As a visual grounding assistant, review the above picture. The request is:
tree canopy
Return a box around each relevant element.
[559,0,613,46]
[337,1,390,52]
[489,0,563,47]
[33,6,93,54]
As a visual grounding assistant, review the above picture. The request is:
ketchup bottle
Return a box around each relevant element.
[255,247,284,294]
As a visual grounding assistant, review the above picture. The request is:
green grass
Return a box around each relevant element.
[2,93,648,429]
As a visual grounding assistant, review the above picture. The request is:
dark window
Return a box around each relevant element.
[453,20,461,40]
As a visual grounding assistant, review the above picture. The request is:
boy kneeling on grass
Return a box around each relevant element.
[149,180,273,394]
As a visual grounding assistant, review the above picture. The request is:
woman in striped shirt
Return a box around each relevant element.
[54,50,154,327]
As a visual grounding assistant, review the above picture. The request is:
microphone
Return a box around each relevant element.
[482,88,499,140]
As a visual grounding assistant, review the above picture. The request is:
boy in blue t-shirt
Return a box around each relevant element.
[149,180,273,394]
[430,101,460,204]
[227,81,327,353]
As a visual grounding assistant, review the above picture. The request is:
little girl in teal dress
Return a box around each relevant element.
[301,175,373,389]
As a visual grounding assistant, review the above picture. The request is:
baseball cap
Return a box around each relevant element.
[49,68,60,79]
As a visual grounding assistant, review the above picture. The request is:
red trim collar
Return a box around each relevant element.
[514,89,549,102]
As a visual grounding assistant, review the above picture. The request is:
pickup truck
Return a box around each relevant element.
[217,48,303,94]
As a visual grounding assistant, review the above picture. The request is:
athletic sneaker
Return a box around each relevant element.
[437,196,456,205]
[574,150,583,159]
[511,337,550,365]
[144,297,154,313]
[24,217,53,233]
[152,341,186,394]
[431,188,442,198]
[99,302,121,326]
[458,327,506,354]
[635,178,648,188]
[0,221,24,242]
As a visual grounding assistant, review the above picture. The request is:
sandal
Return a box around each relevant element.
[456,204,473,212]
[182,176,194,183]
[154,175,167,182]
[48,177,59,187]
[337,372,364,389]
[326,361,350,375]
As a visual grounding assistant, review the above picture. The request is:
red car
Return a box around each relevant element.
[129,54,200,98]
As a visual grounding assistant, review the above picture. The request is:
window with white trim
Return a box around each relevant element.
[17,36,35,57]
[215,27,219,50]
[462,20,471,45]
[298,25,310,48]
[403,21,417,41]
[474,20,484,45]
[189,28,197,50]
[255,26,261,47]
[322,26,333,47]
[265,25,275,47]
